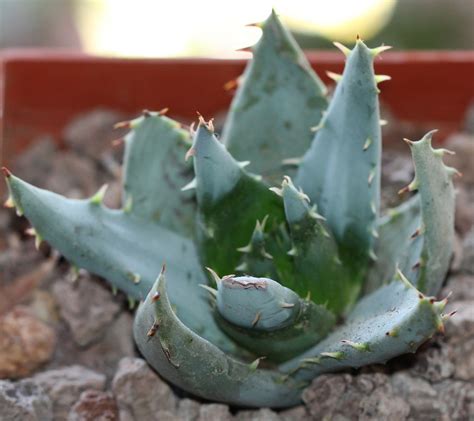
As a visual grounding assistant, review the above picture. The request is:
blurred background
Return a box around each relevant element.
[1,0,473,56]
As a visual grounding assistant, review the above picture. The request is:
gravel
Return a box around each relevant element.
[1,110,473,420]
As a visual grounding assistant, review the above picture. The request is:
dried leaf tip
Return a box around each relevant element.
[114,120,132,129]
[159,263,166,276]
[196,112,215,132]
[224,78,239,91]
[245,21,263,29]
[1,167,12,178]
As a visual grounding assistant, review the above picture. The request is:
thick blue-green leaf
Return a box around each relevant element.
[211,274,335,362]
[296,40,385,274]
[190,123,285,277]
[402,131,457,295]
[5,174,239,355]
[280,271,446,382]
[365,194,421,293]
[223,10,327,181]
[122,112,195,237]
[277,177,355,315]
[133,271,305,408]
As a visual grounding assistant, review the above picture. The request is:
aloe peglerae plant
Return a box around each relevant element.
[3,11,458,408]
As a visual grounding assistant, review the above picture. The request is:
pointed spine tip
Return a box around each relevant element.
[90,184,108,205]
[160,263,166,276]
[1,167,12,178]
[251,311,261,327]
[398,179,418,195]
[236,45,253,53]
[326,71,343,83]
[321,351,345,360]
[111,138,124,147]
[185,147,196,161]
[196,113,215,132]
[249,356,266,371]
[341,340,371,352]
[269,187,283,197]
[370,45,392,57]
[245,21,263,29]
[198,284,218,298]
[333,41,351,57]
[4,196,14,209]
[181,178,197,191]
[445,166,462,179]
[223,78,239,91]
[410,227,422,239]
[363,137,372,151]
[287,246,298,257]
[114,120,132,129]
[205,267,221,285]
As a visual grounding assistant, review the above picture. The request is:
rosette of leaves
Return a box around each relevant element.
[3,11,458,408]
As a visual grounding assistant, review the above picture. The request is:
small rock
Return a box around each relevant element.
[0,379,53,421]
[303,373,408,420]
[444,133,474,184]
[434,379,474,420]
[391,372,444,419]
[234,408,281,420]
[382,150,414,185]
[198,403,232,421]
[0,307,56,379]
[412,344,454,382]
[33,365,106,420]
[13,137,101,197]
[176,398,200,421]
[112,357,178,420]
[460,228,474,274]
[455,187,474,236]
[53,275,121,346]
[450,336,474,381]
[146,410,181,421]
[303,373,350,417]
[279,405,309,421]
[63,109,126,160]
[46,152,100,197]
[77,312,135,379]
[381,150,414,210]
[14,137,57,186]
[68,389,118,421]
[359,388,409,421]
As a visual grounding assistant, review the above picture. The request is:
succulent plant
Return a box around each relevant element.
[4,11,458,408]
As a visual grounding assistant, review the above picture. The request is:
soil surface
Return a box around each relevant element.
[0,109,473,420]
